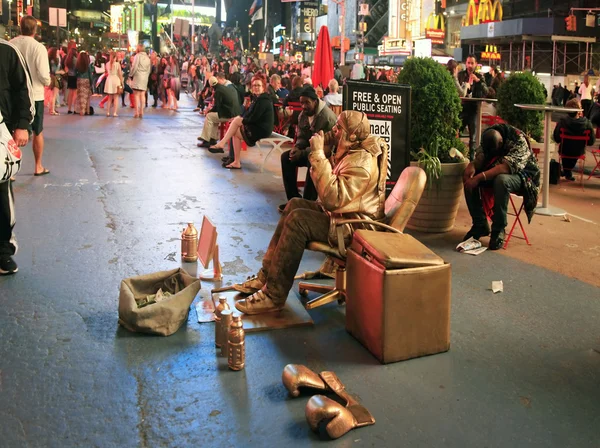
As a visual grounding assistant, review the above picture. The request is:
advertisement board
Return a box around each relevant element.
[343,81,411,194]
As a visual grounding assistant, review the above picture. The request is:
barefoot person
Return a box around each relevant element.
[232,111,386,314]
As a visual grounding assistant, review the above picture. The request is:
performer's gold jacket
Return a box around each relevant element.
[309,133,387,244]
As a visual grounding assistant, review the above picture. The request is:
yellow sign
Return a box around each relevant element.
[425,13,445,32]
[463,0,503,27]
[481,45,501,60]
[425,13,446,44]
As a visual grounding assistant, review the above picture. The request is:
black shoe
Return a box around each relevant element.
[0,256,18,275]
[209,146,224,154]
[197,140,211,148]
[221,156,232,163]
[67,110,73,114]
[152,104,157,108]
[565,173,575,181]
[463,224,491,241]
[278,203,287,213]
[488,230,506,251]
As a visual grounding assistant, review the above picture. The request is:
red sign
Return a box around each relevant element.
[425,29,445,45]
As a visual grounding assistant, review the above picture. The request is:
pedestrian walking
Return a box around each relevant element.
[65,47,78,114]
[0,38,35,274]
[76,51,92,116]
[10,15,51,176]
[48,47,62,116]
[103,51,123,117]
[129,44,151,118]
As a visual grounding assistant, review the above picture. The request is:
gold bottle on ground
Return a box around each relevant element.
[214,297,230,348]
[181,222,198,262]
[220,310,233,357]
[228,314,245,371]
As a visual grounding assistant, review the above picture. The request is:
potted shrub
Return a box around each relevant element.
[396,57,468,233]
[496,71,546,141]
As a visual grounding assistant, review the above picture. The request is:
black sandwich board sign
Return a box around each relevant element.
[343,80,411,195]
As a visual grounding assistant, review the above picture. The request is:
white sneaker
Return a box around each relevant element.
[235,290,284,315]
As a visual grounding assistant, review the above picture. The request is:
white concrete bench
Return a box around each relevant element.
[257,132,294,173]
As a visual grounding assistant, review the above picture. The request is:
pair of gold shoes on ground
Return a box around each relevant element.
[282,364,375,440]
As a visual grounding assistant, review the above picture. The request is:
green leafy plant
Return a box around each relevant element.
[496,72,546,141]
[396,57,466,184]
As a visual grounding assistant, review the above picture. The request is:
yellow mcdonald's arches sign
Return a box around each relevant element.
[425,13,445,32]
[425,13,446,44]
[464,0,503,27]
[481,45,501,60]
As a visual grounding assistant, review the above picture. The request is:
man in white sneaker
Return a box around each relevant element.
[11,16,51,177]
[0,38,35,274]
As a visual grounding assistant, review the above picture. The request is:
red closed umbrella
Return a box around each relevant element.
[313,26,334,90]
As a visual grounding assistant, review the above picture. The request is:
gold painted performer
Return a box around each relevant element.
[233,111,387,315]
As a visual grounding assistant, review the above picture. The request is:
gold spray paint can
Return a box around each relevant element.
[214,297,230,348]
[219,310,233,357]
[228,313,245,371]
[181,222,199,262]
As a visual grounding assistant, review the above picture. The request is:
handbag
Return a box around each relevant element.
[117,85,123,95]
[0,110,22,182]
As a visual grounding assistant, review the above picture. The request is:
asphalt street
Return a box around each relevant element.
[0,99,598,447]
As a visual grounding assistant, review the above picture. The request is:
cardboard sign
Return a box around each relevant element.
[343,81,412,194]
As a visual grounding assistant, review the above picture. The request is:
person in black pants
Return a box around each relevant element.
[278,87,337,212]
[0,38,34,274]
[553,98,595,181]
[462,125,540,250]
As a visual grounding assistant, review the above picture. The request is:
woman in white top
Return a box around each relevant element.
[103,51,123,117]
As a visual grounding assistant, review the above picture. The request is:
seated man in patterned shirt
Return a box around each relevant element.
[462,124,540,250]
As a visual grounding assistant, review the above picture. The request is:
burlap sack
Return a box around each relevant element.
[118,268,201,336]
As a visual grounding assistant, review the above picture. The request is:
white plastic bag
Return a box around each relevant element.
[0,110,22,182]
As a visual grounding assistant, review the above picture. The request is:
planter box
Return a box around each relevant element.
[406,161,469,233]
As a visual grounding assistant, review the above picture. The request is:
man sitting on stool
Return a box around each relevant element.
[553,98,595,181]
[463,124,540,250]
[197,73,241,148]
[233,111,386,315]
[279,86,337,213]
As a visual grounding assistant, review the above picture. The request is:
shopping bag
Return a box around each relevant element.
[0,110,22,182]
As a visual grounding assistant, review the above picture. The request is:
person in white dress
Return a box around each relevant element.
[104,51,123,117]
[129,44,151,118]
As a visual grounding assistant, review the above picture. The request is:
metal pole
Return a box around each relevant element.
[56,10,60,49]
[340,0,346,66]
[531,41,534,72]
[171,0,174,39]
[509,41,512,71]
[191,0,195,55]
[264,0,267,52]
[522,40,526,71]
[585,41,589,71]
[8,0,12,38]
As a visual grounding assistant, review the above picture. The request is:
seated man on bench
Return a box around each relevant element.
[279,86,337,213]
[462,124,540,250]
[232,111,387,315]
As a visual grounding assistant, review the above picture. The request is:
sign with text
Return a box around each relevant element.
[49,7,67,27]
[343,80,411,194]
